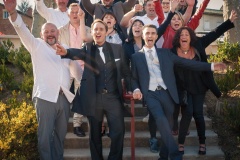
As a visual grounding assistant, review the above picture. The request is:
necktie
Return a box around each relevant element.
[148,49,154,61]
[98,47,105,63]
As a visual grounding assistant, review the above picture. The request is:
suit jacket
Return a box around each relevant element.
[82,0,136,35]
[58,22,91,47]
[131,48,212,104]
[63,42,131,116]
[171,19,234,98]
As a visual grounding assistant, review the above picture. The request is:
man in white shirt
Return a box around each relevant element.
[4,0,76,159]
[58,3,93,137]
[35,0,70,28]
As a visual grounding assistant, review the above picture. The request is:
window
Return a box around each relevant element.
[3,10,9,19]
[204,21,210,31]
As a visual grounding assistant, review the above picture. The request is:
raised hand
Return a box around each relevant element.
[170,0,180,12]
[213,62,227,71]
[78,7,85,20]
[55,44,67,56]
[133,4,143,13]
[185,0,195,7]
[229,10,238,23]
[3,0,17,13]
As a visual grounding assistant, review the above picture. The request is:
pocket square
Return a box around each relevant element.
[115,58,120,62]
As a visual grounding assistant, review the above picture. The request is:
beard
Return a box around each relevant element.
[46,37,57,46]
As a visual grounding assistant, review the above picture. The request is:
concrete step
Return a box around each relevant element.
[69,103,207,117]
[63,146,224,160]
[67,116,212,132]
[64,130,218,149]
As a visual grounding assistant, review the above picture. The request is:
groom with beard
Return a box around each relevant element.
[4,0,75,159]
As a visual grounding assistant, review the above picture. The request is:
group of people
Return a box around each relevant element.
[3,0,237,159]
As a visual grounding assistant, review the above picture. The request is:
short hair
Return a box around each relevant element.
[91,19,108,32]
[128,19,144,43]
[142,24,157,33]
[172,26,198,48]
[68,3,79,13]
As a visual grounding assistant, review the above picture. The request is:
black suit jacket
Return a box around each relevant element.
[63,42,131,116]
[131,48,212,104]
[171,19,234,98]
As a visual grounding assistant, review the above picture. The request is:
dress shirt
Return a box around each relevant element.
[10,14,74,103]
[98,47,105,63]
[69,24,83,49]
[35,0,69,28]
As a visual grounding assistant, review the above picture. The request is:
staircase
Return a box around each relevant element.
[63,103,225,160]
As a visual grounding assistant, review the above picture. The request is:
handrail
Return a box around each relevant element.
[122,80,135,160]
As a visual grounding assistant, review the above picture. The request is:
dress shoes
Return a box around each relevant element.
[149,137,159,153]
[73,126,86,137]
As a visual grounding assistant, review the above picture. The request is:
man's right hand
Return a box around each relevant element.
[133,89,143,100]
[56,44,67,56]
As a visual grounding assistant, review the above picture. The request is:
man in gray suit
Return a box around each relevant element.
[82,0,136,35]
[131,24,225,160]
[56,19,131,160]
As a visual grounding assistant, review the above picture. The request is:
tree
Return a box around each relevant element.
[17,0,31,14]
[223,0,240,43]
[32,0,56,37]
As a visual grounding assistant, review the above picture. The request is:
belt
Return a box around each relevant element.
[155,85,164,91]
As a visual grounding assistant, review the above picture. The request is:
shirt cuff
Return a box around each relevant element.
[211,63,214,71]
[9,14,22,27]
[133,88,140,92]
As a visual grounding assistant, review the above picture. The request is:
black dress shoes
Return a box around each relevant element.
[73,126,86,137]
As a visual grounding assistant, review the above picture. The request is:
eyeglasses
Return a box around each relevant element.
[162,2,170,5]
[132,24,143,28]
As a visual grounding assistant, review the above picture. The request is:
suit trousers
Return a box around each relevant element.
[33,94,70,160]
[87,92,125,160]
[145,90,182,160]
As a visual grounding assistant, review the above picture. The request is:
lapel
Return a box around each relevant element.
[138,48,150,77]
[155,48,163,71]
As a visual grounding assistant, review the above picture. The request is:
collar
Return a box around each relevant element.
[143,46,156,57]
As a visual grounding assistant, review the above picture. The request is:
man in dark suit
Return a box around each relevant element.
[56,19,131,160]
[131,24,225,160]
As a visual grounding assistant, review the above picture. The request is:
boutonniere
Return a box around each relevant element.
[153,58,159,64]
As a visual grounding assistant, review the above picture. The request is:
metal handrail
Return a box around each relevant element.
[122,81,135,160]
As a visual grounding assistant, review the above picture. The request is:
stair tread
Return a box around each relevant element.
[64,146,224,158]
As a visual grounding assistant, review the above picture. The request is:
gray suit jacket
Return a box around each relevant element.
[131,48,212,104]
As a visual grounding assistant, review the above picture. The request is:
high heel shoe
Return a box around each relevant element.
[198,145,206,155]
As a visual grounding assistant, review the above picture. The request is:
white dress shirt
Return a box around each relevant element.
[10,14,74,103]
[35,0,69,28]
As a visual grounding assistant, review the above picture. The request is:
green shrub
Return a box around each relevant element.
[0,40,15,64]
[0,60,15,90]
[20,73,34,94]
[223,101,240,133]
[0,91,38,159]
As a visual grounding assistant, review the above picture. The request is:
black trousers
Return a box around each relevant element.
[87,92,125,160]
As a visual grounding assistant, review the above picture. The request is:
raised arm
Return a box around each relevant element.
[120,4,143,27]
[35,0,52,21]
[122,0,137,13]
[154,0,164,24]
[187,0,210,30]
[81,0,95,16]
[78,7,93,42]
[181,0,195,25]
[56,44,86,61]
[200,10,236,48]
[4,0,40,54]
